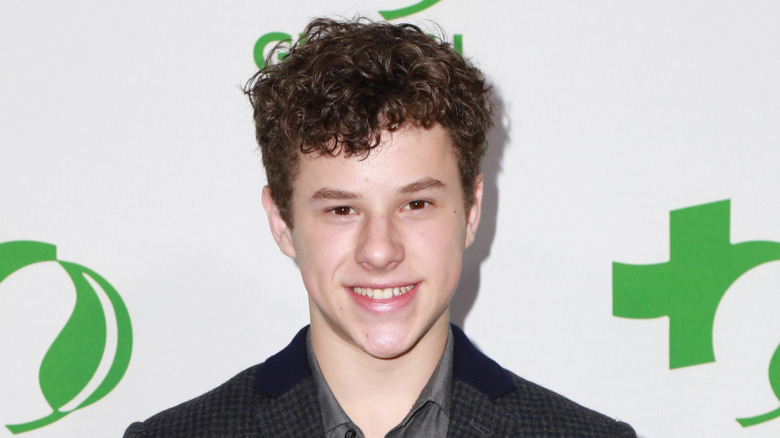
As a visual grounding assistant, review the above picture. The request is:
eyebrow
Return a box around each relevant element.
[309,177,446,202]
[397,177,445,195]
[310,188,361,201]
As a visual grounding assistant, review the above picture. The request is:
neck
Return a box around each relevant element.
[310,316,449,438]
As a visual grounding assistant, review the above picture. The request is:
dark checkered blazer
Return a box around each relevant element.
[124,325,635,437]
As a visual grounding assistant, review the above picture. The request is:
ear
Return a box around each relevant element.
[464,174,483,249]
[261,186,297,258]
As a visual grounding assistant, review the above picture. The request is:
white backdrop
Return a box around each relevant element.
[2,1,779,437]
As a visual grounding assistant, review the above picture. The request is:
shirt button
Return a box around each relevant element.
[345,430,357,438]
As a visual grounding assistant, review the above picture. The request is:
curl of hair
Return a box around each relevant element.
[244,17,493,226]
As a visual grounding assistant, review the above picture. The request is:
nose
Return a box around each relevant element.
[355,214,404,270]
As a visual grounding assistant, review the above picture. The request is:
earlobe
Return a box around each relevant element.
[261,186,297,258]
[464,174,483,249]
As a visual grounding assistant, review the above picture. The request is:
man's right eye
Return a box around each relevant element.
[331,206,355,215]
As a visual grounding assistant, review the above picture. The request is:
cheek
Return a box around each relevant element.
[293,225,354,286]
[410,217,467,268]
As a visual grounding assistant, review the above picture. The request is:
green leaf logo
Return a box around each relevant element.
[252,1,463,70]
[378,0,442,21]
[253,31,293,70]
[0,241,133,434]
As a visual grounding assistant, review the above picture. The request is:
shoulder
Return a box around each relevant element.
[123,365,267,438]
[451,369,635,437]
[124,327,322,438]
[123,364,323,438]
[449,325,635,437]
[506,371,636,436]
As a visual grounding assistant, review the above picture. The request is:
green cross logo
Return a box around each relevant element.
[613,200,780,427]
[0,241,133,434]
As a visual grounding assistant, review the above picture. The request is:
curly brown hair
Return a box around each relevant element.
[244,17,493,226]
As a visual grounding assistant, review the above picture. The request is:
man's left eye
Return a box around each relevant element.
[404,200,428,211]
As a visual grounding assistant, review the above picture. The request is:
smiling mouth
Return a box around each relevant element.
[351,284,415,300]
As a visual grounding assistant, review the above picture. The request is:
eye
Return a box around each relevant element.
[403,200,429,211]
[331,206,356,216]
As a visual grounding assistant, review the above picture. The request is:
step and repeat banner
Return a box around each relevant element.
[2,1,779,437]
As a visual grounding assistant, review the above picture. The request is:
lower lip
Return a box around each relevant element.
[348,284,419,314]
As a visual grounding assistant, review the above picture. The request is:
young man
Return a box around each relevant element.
[124,18,635,437]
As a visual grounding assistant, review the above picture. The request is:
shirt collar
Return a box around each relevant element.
[253,324,514,400]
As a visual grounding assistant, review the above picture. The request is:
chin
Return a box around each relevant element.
[358,326,418,360]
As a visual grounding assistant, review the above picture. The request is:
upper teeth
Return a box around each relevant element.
[352,285,414,299]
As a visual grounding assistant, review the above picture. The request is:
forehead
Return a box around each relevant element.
[293,125,459,189]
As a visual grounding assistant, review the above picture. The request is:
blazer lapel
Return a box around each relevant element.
[253,326,326,436]
[448,325,518,437]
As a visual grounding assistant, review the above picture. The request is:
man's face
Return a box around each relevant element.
[263,124,482,360]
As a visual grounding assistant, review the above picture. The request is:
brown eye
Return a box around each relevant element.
[333,206,354,215]
[407,200,427,210]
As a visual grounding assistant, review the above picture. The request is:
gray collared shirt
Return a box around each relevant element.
[306,329,454,438]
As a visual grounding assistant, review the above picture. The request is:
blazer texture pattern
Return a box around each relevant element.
[124,325,636,437]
